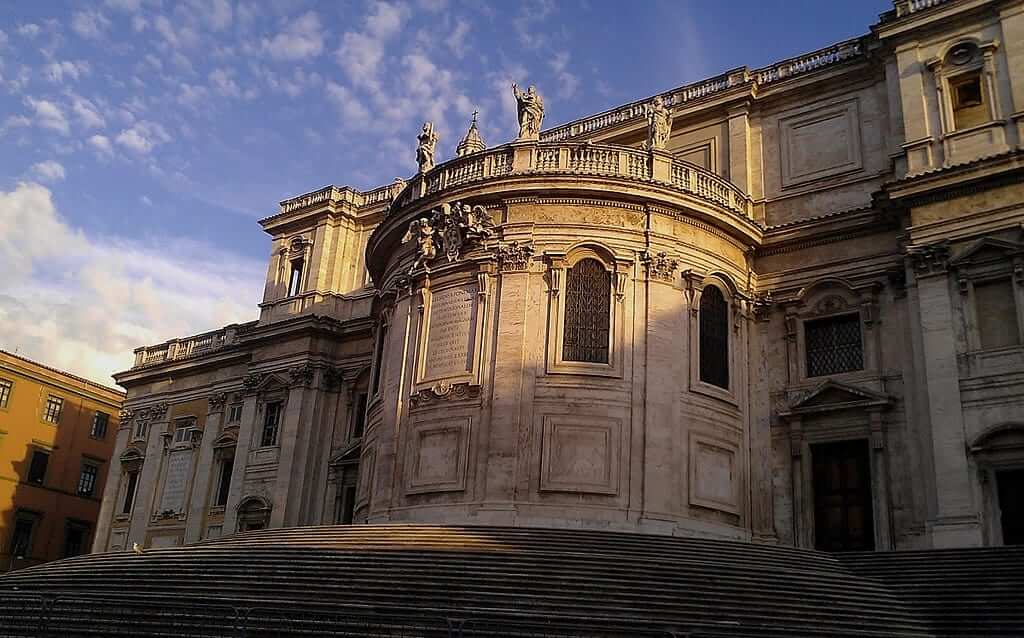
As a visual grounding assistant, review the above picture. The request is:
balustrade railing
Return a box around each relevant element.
[133,327,235,368]
[754,39,862,84]
[894,0,949,17]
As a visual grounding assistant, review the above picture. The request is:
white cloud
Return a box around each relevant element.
[88,134,114,156]
[447,19,470,58]
[193,0,233,31]
[45,60,90,83]
[115,120,171,153]
[549,51,580,99]
[17,24,41,38]
[0,182,262,385]
[105,0,142,11]
[260,67,321,98]
[30,160,66,182]
[25,97,70,135]
[132,15,148,32]
[140,195,153,206]
[326,81,370,125]
[153,15,199,49]
[335,2,409,87]
[177,82,209,108]
[209,68,241,97]
[72,96,105,128]
[262,11,324,61]
[71,10,111,39]
[0,115,31,136]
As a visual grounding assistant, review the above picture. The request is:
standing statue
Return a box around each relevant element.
[646,96,672,150]
[512,83,544,140]
[416,122,438,173]
[402,218,437,272]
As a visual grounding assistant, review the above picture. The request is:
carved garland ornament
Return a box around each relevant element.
[641,251,679,282]
[402,201,496,272]
[409,381,482,407]
[907,242,950,276]
[497,241,534,272]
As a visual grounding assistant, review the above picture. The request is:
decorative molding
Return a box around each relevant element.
[409,381,482,407]
[497,241,534,272]
[402,201,495,272]
[118,408,134,425]
[907,242,950,276]
[288,363,315,387]
[242,373,264,394]
[614,271,629,302]
[323,367,346,391]
[207,392,229,412]
[812,295,849,316]
[752,291,775,322]
[640,251,679,282]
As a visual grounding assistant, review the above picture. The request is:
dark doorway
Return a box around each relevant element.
[812,440,875,551]
[997,469,1024,545]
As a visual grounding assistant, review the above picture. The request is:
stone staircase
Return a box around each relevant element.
[0,524,1019,637]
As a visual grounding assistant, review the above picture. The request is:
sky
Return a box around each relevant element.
[0,0,891,385]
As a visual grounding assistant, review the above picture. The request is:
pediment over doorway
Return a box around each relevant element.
[780,379,892,417]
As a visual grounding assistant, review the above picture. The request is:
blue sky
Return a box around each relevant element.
[0,0,890,383]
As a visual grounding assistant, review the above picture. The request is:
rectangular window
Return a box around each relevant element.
[10,515,35,558]
[77,463,99,497]
[951,73,987,129]
[226,403,243,424]
[975,278,1019,350]
[351,393,368,439]
[0,378,12,409]
[288,258,304,297]
[805,314,864,377]
[122,471,139,515]
[261,401,282,447]
[63,522,89,558]
[215,459,233,506]
[90,411,109,439]
[27,450,49,484]
[43,395,64,423]
[134,419,148,440]
[172,417,196,445]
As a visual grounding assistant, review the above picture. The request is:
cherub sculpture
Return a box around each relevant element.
[402,217,437,272]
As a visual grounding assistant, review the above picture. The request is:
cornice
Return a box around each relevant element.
[757,207,894,257]
[880,150,1024,207]
[0,350,124,404]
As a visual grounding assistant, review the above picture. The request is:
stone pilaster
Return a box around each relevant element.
[908,246,981,547]
[128,415,170,547]
[183,395,226,543]
[222,390,259,535]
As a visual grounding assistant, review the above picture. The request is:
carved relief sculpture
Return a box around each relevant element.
[497,241,534,272]
[512,83,544,140]
[416,122,438,174]
[641,251,679,282]
[646,96,672,150]
[402,200,496,272]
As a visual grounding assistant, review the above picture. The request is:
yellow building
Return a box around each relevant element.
[0,350,122,571]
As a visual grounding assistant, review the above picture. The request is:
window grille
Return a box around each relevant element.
[0,378,11,408]
[261,401,282,447]
[699,286,730,389]
[27,451,49,484]
[805,313,863,377]
[43,395,63,423]
[562,258,611,364]
[90,411,109,439]
[77,464,98,497]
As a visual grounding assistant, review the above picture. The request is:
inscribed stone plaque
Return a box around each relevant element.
[424,284,477,380]
[160,450,192,513]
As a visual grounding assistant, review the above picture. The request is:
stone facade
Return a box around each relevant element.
[97,0,1024,553]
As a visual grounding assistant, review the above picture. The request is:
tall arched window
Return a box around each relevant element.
[563,258,611,364]
[699,285,729,389]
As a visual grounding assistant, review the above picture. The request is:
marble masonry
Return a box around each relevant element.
[96,0,1024,553]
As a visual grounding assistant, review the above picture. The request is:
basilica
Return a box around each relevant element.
[94,0,1024,556]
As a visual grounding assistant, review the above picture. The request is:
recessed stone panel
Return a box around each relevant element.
[540,416,619,495]
[779,99,862,188]
[689,435,739,514]
[407,418,470,494]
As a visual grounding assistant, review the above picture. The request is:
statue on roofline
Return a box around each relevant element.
[416,122,438,173]
[512,83,544,141]
[646,95,672,151]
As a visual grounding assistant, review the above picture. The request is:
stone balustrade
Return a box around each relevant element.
[894,0,949,17]
[278,183,397,215]
[132,327,237,369]
[541,37,864,144]
[396,141,750,219]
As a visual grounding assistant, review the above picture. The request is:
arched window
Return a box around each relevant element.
[563,258,611,364]
[699,285,729,389]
